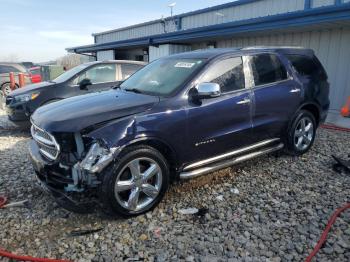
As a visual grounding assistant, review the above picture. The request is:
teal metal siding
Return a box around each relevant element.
[181,0,305,30]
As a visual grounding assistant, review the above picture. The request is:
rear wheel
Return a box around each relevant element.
[286,110,316,155]
[99,145,169,217]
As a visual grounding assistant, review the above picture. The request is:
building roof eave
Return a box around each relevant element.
[69,4,350,54]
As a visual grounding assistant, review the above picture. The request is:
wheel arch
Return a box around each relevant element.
[299,102,321,126]
[120,137,179,172]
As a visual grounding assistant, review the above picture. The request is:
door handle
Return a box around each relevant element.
[237,98,251,105]
[290,88,301,93]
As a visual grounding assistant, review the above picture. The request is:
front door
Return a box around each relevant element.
[62,63,119,98]
[247,53,302,142]
[185,56,253,164]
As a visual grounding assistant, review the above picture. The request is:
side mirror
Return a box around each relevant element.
[79,78,92,90]
[192,82,221,100]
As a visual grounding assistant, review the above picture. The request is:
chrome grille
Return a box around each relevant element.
[31,124,60,161]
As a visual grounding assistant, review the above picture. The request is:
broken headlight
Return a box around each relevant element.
[79,141,117,173]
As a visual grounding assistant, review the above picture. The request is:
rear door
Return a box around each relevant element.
[248,53,302,142]
[185,56,253,163]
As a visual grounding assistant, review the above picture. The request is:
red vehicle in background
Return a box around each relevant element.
[28,66,42,83]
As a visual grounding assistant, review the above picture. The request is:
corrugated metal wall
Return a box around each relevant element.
[96,23,163,44]
[312,0,335,8]
[95,0,310,44]
[149,44,191,61]
[211,27,350,114]
[95,21,177,44]
[96,50,114,61]
[181,0,304,30]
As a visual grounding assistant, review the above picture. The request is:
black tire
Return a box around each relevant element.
[285,110,317,156]
[99,145,170,217]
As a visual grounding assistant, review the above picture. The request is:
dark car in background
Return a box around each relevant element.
[29,47,329,217]
[3,60,146,125]
[0,62,32,96]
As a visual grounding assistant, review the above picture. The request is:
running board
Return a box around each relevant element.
[183,138,280,171]
[180,143,284,180]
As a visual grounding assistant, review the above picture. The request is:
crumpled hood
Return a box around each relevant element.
[10,81,55,96]
[31,89,159,133]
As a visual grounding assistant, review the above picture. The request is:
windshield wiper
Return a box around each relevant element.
[124,88,143,94]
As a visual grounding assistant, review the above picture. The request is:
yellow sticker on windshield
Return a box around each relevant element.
[175,62,196,68]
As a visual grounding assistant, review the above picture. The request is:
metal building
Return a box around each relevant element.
[67,0,350,125]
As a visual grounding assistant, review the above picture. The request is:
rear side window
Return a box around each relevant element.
[286,55,327,79]
[120,64,143,80]
[0,65,21,74]
[250,54,288,86]
[201,57,245,93]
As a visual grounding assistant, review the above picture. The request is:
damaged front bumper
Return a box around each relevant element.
[29,139,119,194]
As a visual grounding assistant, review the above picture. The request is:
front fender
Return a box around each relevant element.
[86,116,137,148]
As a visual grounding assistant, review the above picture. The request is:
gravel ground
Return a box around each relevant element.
[0,108,349,261]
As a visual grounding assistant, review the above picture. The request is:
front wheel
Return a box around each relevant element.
[1,83,18,97]
[99,145,169,217]
[286,110,316,156]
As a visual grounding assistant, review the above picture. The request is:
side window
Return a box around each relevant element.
[250,54,287,86]
[120,64,143,80]
[286,55,327,79]
[74,64,116,85]
[201,57,245,93]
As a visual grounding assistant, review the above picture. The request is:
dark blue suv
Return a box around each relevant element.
[29,48,330,216]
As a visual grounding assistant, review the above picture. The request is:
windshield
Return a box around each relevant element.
[52,63,91,83]
[120,58,206,96]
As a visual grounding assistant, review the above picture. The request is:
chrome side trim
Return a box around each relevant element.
[184,138,280,171]
[180,143,284,180]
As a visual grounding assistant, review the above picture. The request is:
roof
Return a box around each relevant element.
[84,60,147,65]
[166,47,314,60]
[67,3,350,54]
[0,62,27,72]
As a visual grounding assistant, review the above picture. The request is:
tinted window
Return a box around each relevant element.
[250,54,287,86]
[120,58,205,96]
[54,63,90,83]
[287,55,327,79]
[201,57,245,93]
[0,65,21,74]
[120,64,143,80]
[77,64,116,84]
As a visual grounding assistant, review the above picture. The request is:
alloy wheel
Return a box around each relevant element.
[114,157,162,212]
[294,116,314,151]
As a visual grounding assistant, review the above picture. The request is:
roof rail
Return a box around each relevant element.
[242,46,306,50]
